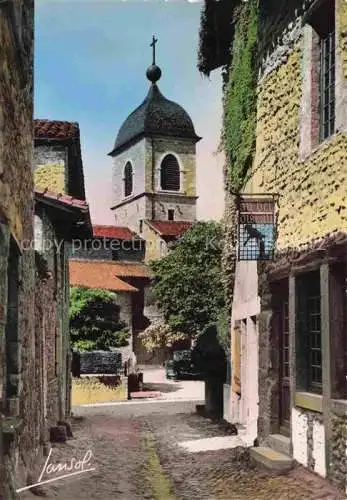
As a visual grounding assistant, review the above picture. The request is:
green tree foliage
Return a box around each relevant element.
[150,222,226,342]
[137,322,186,353]
[69,287,129,351]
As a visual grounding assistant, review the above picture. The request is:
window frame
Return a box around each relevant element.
[318,19,336,142]
[299,0,339,159]
[295,270,322,395]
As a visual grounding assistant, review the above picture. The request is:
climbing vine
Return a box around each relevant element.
[220,0,259,322]
[223,0,258,191]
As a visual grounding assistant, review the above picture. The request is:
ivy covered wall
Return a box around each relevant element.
[220,0,259,321]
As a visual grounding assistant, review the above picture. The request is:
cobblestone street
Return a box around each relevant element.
[20,401,345,500]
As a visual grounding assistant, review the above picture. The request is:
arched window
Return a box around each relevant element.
[124,162,133,197]
[160,154,180,191]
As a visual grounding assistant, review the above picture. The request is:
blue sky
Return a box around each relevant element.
[35,0,224,223]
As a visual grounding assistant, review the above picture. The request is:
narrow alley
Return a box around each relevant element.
[19,400,345,500]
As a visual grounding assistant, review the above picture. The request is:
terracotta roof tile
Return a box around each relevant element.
[34,119,79,140]
[146,220,192,238]
[93,225,136,240]
[70,259,152,279]
[34,188,89,212]
[110,261,152,278]
[69,260,139,292]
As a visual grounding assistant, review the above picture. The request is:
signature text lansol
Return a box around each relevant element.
[16,448,95,493]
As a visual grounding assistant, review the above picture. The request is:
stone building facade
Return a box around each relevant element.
[0,28,91,493]
[34,189,91,433]
[34,120,86,201]
[199,0,347,493]
[0,1,35,497]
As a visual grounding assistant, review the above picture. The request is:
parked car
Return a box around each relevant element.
[165,349,204,381]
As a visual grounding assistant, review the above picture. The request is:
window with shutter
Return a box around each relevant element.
[160,154,180,191]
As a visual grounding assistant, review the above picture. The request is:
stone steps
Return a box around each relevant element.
[266,433,291,456]
[250,446,294,474]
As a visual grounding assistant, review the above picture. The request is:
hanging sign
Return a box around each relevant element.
[238,196,275,261]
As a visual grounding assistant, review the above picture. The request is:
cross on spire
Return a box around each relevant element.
[150,35,158,65]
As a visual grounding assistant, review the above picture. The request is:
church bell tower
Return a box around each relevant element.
[108,36,201,236]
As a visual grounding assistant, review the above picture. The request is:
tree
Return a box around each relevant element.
[137,321,186,353]
[149,221,226,343]
[69,287,129,351]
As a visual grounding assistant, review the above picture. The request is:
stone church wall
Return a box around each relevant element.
[112,138,147,209]
[152,136,197,197]
[113,195,149,234]
[153,193,196,222]
[112,135,197,229]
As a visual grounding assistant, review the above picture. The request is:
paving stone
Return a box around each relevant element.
[19,401,346,500]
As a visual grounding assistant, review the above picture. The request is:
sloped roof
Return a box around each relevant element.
[198,0,236,75]
[93,225,137,240]
[34,119,79,140]
[34,188,89,212]
[69,260,139,292]
[70,259,152,279]
[145,220,192,238]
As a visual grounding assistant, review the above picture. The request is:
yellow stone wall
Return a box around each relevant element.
[142,222,167,262]
[182,155,196,197]
[34,164,65,193]
[245,7,347,250]
[338,0,347,79]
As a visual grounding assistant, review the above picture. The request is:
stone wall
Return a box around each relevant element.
[33,144,66,193]
[112,138,148,210]
[330,410,347,490]
[142,222,168,262]
[244,0,347,492]
[152,192,196,222]
[0,0,37,496]
[34,257,58,432]
[34,205,71,434]
[247,1,347,246]
[113,195,150,234]
[152,137,197,196]
[292,407,326,477]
